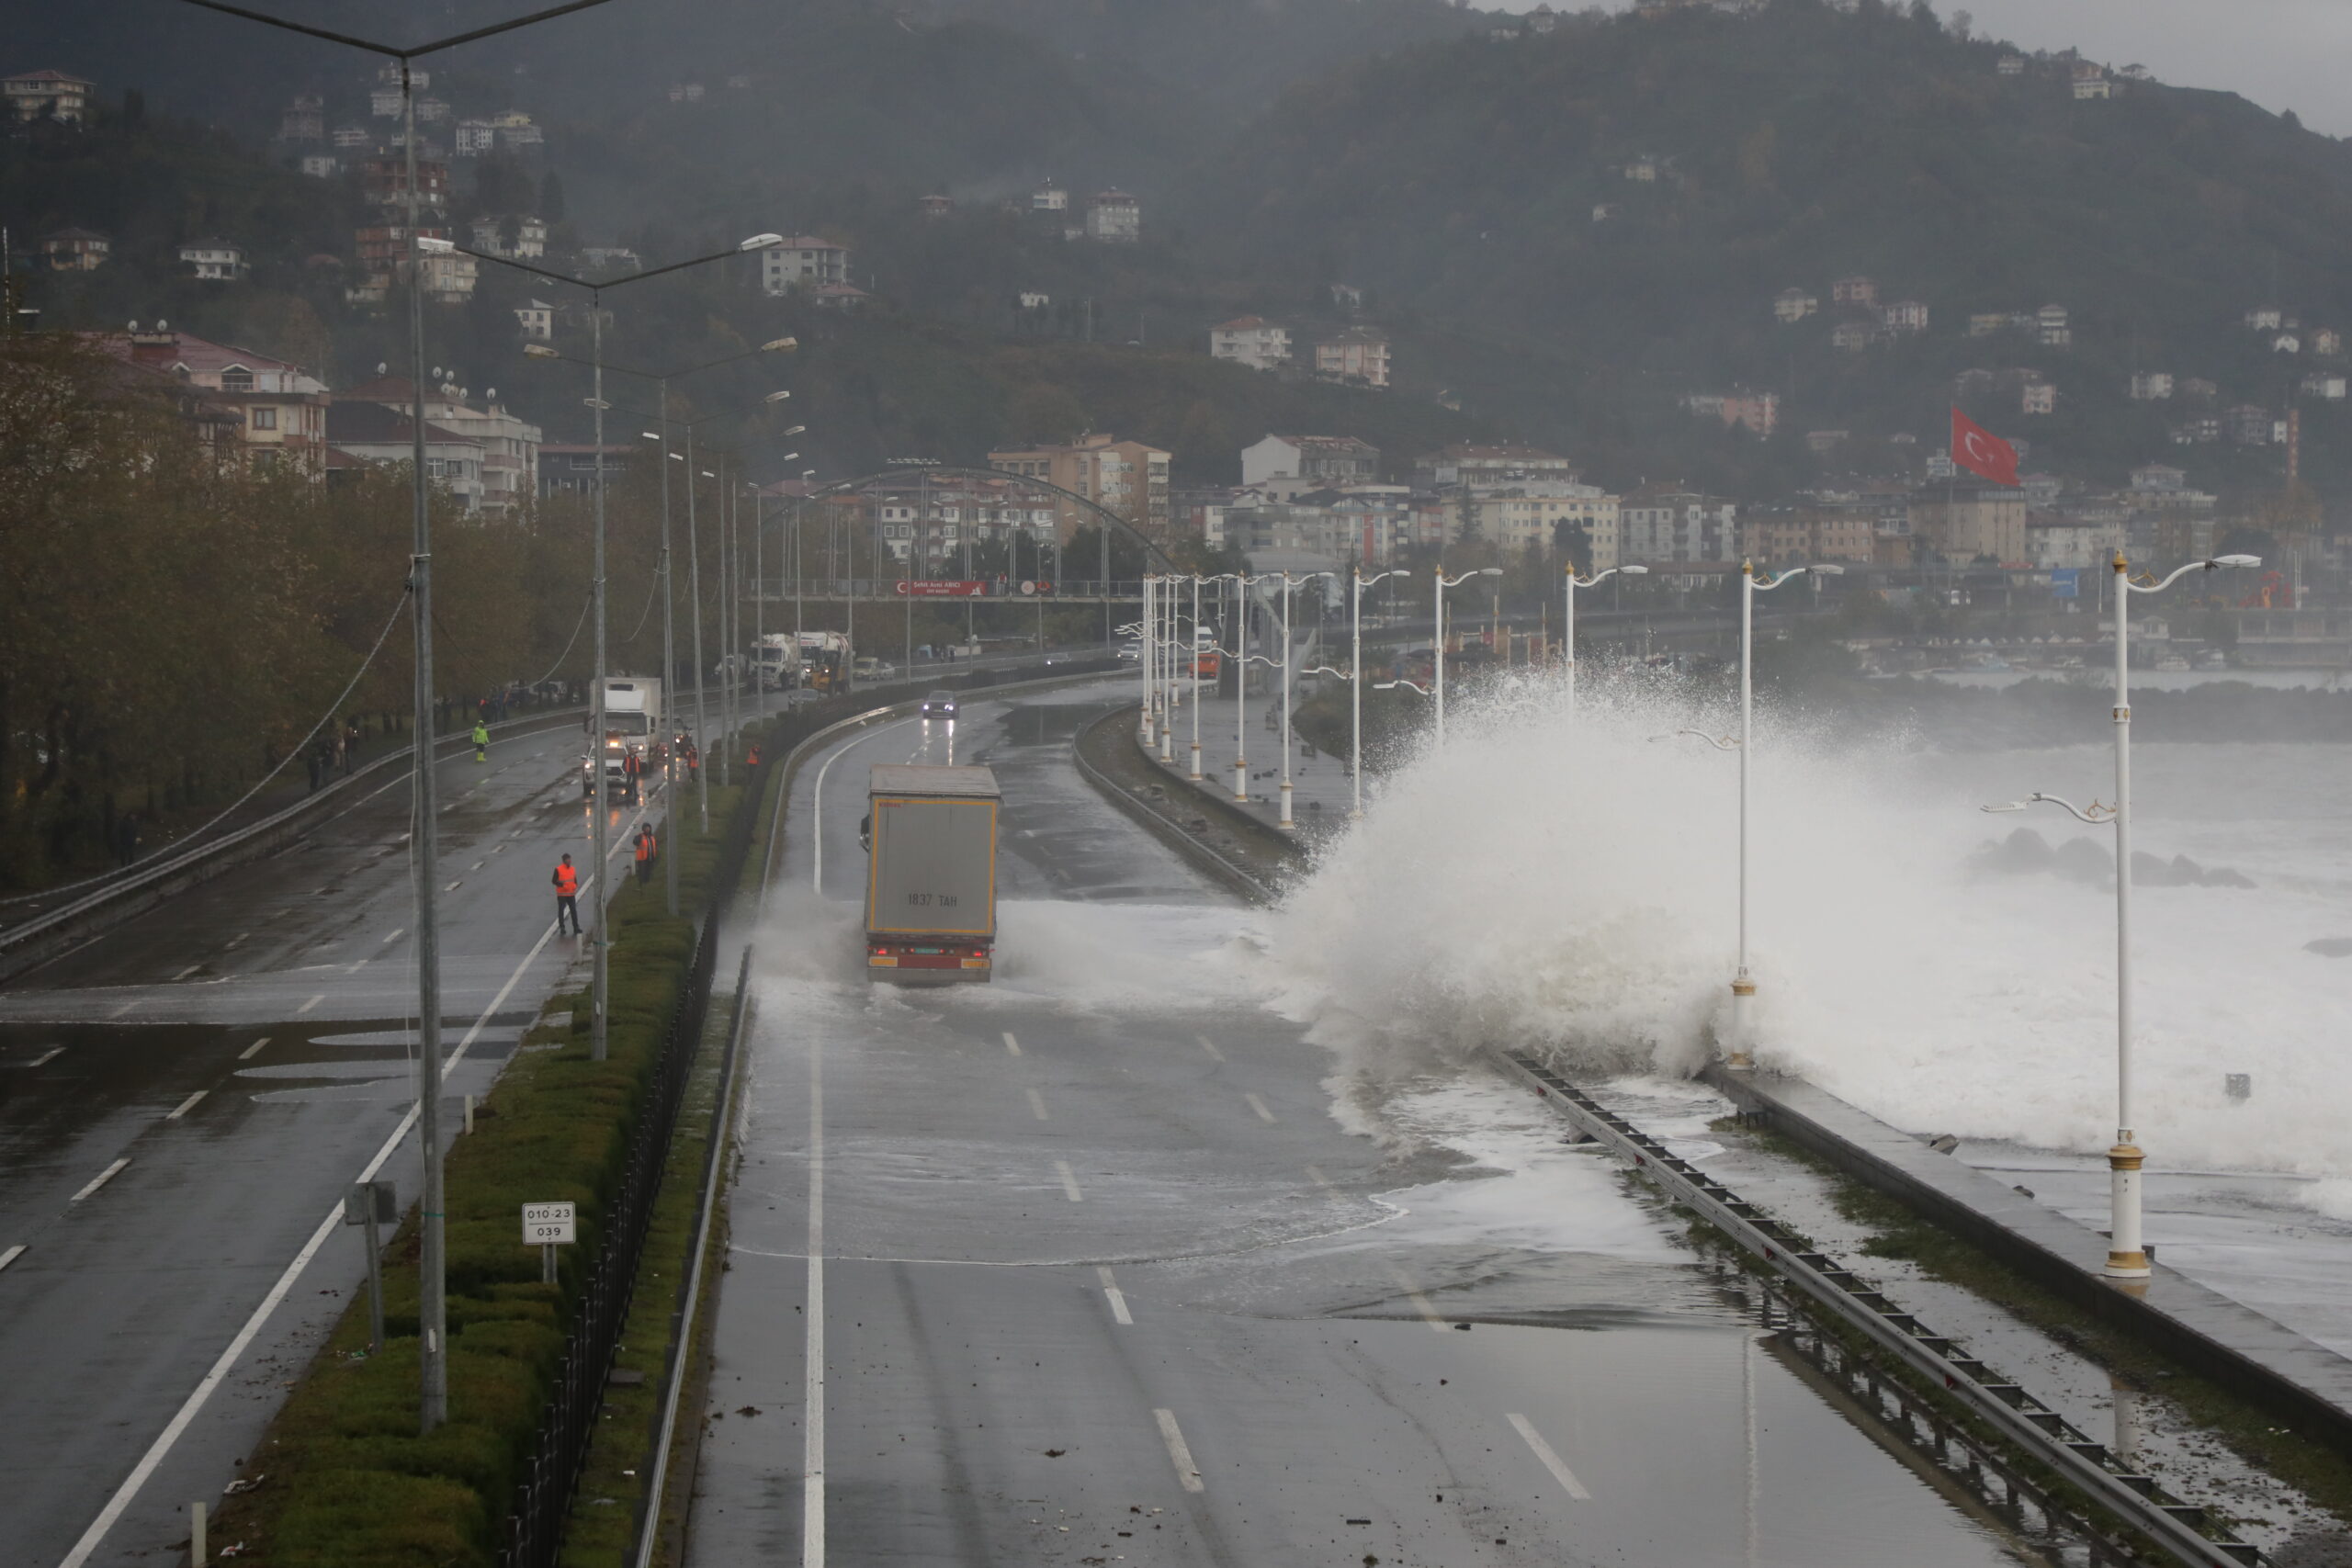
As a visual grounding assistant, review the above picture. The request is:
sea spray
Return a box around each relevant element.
[1272,666,2352,1180]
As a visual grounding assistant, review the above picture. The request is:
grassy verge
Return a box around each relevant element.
[1722,1118,2352,1526]
[209,746,775,1567]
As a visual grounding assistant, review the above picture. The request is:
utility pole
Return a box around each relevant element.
[657,381,678,916]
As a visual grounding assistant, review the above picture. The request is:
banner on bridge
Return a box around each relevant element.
[896,581,987,597]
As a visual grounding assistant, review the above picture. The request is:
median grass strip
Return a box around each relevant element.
[209,769,760,1568]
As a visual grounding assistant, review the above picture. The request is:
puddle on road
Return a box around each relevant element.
[1337,1313,2035,1567]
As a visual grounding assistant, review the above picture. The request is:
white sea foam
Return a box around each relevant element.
[1274,672,2352,1179]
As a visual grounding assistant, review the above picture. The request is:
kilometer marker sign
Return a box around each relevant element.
[523,1201,577,1246]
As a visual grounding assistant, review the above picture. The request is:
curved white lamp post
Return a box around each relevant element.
[1565,563,1646,713]
[1983,552,2257,1280]
[1431,567,1502,747]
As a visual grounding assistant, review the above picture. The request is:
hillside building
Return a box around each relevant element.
[2037,304,2072,346]
[1882,299,1929,333]
[94,326,329,472]
[40,227,109,270]
[277,93,323,142]
[1313,325,1390,389]
[2129,371,2174,400]
[1773,288,1817,322]
[335,375,540,513]
[1241,434,1380,488]
[178,239,247,280]
[761,236,851,295]
[1622,486,1736,565]
[1416,444,1576,489]
[1031,179,1067,212]
[1910,487,2026,564]
[988,433,1170,540]
[5,68,94,123]
[1832,276,1878,307]
[1084,190,1140,243]
[1209,317,1291,373]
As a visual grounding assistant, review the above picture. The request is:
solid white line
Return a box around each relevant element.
[1244,1092,1276,1123]
[1001,1031,1022,1056]
[1026,1089,1049,1122]
[238,1037,268,1061]
[1055,1160,1083,1201]
[1154,1408,1204,1493]
[165,1091,206,1122]
[1508,1413,1593,1500]
[1096,1265,1133,1325]
[55,903,571,1568]
[28,1047,62,1067]
[0,1244,23,1272]
[1196,1033,1224,1062]
[804,1036,826,1568]
[71,1158,130,1202]
[296,994,323,1015]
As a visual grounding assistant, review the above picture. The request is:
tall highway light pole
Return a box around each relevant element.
[1275,572,1337,830]
[1189,574,1205,780]
[1227,573,1267,803]
[1430,567,1501,748]
[173,0,627,1439]
[1983,552,2256,1281]
[1718,560,1846,1071]
[1565,563,1646,715]
[1345,567,1413,818]
[444,232,784,1070]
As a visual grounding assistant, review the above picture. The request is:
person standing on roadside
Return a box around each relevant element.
[552,853,581,935]
[634,823,657,884]
[471,718,491,762]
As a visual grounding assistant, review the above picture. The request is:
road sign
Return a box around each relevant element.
[2050,568,2081,599]
[523,1201,577,1246]
[344,1179,397,1225]
[895,580,986,598]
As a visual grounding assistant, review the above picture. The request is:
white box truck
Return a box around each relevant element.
[585,675,662,798]
[863,764,999,983]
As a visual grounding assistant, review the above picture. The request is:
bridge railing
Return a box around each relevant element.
[750,578,1147,601]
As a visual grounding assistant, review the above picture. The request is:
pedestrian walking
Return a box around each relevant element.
[746,741,762,769]
[552,853,581,935]
[471,718,491,762]
[634,824,657,885]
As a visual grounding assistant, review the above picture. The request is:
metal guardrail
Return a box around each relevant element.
[1496,1051,2265,1568]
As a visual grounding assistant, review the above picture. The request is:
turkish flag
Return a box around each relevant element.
[1951,407,2020,487]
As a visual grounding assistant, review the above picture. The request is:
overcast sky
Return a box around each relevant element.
[1529,2,2352,136]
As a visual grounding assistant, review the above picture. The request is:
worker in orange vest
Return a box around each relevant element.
[552,853,581,935]
[746,741,762,768]
[634,823,657,884]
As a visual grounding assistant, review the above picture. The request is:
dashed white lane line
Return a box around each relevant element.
[108,999,140,1019]
[173,964,201,982]
[71,1159,130,1202]
[380,928,403,945]
[28,1047,62,1068]
[1244,1092,1277,1123]
[1001,1031,1022,1056]
[296,994,323,1015]
[238,1037,268,1061]
[1054,1160,1083,1201]
[1096,1265,1134,1325]
[165,1091,207,1122]
[0,1244,23,1272]
[1154,1408,1204,1493]
[1196,1033,1224,1062]
[1306,1164,1333,1190]
[1026,1089,1049,1122]
[223,931,250,949]
[1385,1262,1452,1333]
[445,880,463,893]
[1508,1413,1594,1500]
[469,860,484,872]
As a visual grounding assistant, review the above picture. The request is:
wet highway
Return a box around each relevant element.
[0,716,660,1567]
[687,683,2037,1567]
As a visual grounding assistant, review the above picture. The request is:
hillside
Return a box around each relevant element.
[1180,0,2352,502]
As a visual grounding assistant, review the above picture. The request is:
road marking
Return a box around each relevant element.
[469,860,484,872]
[165,1091,207,1121]
[1154,1408,1204,1493]
[297,994,323,1015]
[805,1035,826,1568]
[0,1244,22,1272]
[1055,1160,1083,1201]
[1306,1164,1333,1190]
[239,1037,268,1060]
[1508,1413,1593,1500]
[72,1158,130,1202]
[1001,1031,1022,1056]
[1097,1265,1133,1325]
[173,964,201,982]
[109,998,140,1018]
[445,879,462,892]
[1244,1092,1277,1123]
[1384,1262,1452,1332]
[28,1047,62,1068]
[1196,1033,1224,1062]
[1026,1089,1049,1121]
[223,931,250,949]
[381,928,403,944]
[56,895,575,1568]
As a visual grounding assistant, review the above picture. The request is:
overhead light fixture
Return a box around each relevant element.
[522,344,560,358]
[763,390,792,402]
[762,336,798,352]
[739,232,785,250]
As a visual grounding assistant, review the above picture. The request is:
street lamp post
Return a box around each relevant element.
[1984,552,2257,1280]
[1341,567,1413,818]
[1188,574,1204,780]
[1566,564,1647,714]
[1430,567,1501,748]
[175,0,628,1441]
[1274,571,1336,830]
[1231,575,1257,803]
